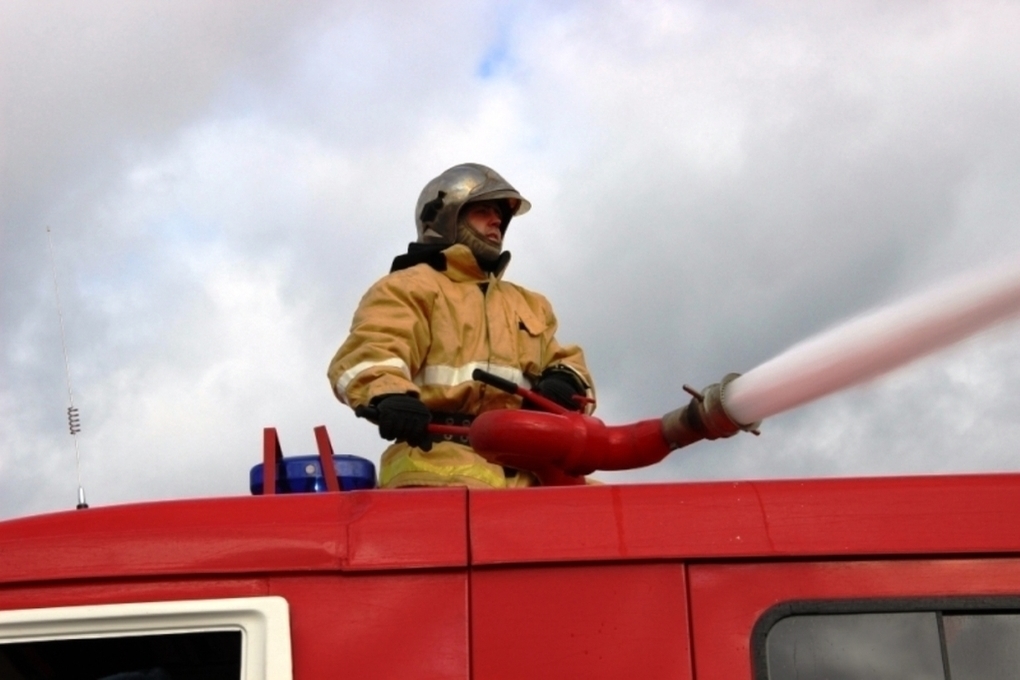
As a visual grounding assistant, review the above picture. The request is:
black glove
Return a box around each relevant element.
[533,370,585,412]
[373,394,433,451]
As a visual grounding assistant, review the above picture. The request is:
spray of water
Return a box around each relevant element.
[723,253,1020,426]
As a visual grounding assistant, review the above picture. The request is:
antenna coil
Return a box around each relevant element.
[67,406,81,435]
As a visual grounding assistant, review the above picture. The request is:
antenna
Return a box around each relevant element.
[45,226,89,510]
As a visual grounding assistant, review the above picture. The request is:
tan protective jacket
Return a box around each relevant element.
[328,244,594,488]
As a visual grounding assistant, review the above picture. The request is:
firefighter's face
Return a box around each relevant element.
[463,201,503,245]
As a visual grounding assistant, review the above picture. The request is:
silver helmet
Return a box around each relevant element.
[414,163,531,245]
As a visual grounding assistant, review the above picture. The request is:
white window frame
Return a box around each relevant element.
[0,596,292,680]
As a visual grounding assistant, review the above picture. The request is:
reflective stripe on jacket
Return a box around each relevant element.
[327,244,594,488]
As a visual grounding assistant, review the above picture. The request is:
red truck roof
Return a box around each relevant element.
[3,473,1020,679]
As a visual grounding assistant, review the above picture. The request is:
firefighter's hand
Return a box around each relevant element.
[373,394,433,451]
[534,370,585,411]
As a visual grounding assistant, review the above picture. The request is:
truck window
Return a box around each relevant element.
[762,609,1020,680]
[942,613,1020,679]
[766,612,943,679]
[0,596,292,680]
[0,630,241,679]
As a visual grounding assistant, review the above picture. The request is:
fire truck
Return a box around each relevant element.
[2,414,1019,679]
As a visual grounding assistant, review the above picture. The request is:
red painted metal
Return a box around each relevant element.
[471,563,692,680]
[468,410,671,478]
[273,573,470,680]
[312,425,342,492]
[0,489,468,584]
[0,578,270,612]
[263,427,283,495]
[429,423,472,438]
[468,473,1020,565]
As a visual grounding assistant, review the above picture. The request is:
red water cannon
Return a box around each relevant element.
[462,370,760,486]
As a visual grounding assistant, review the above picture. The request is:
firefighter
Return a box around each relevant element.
[328,163,594,488]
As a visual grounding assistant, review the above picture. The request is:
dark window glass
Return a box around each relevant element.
[766,612,945,680]
[0,630,241,680]
[944,613,1020,680]
[762,608,1020,680]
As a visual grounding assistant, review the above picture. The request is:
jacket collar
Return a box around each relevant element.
[391,241,514,279]
[390,243,512,280]
[440,244,511,282]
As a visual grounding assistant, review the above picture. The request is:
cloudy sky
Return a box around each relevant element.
[3,0,1020,519]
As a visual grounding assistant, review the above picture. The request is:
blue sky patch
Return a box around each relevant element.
[476,25,514,79]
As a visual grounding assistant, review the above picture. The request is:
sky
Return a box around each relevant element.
[3,0,1020,519]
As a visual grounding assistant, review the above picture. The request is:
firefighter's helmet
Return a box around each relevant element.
[414,163,531,245]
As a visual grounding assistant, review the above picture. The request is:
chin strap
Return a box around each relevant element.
[456,221,502,264]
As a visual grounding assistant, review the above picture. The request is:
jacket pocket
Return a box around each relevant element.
[515,309,547,376]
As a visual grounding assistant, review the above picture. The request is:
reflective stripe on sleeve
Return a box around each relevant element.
[336,357,411,404]
[413,362,532,390]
